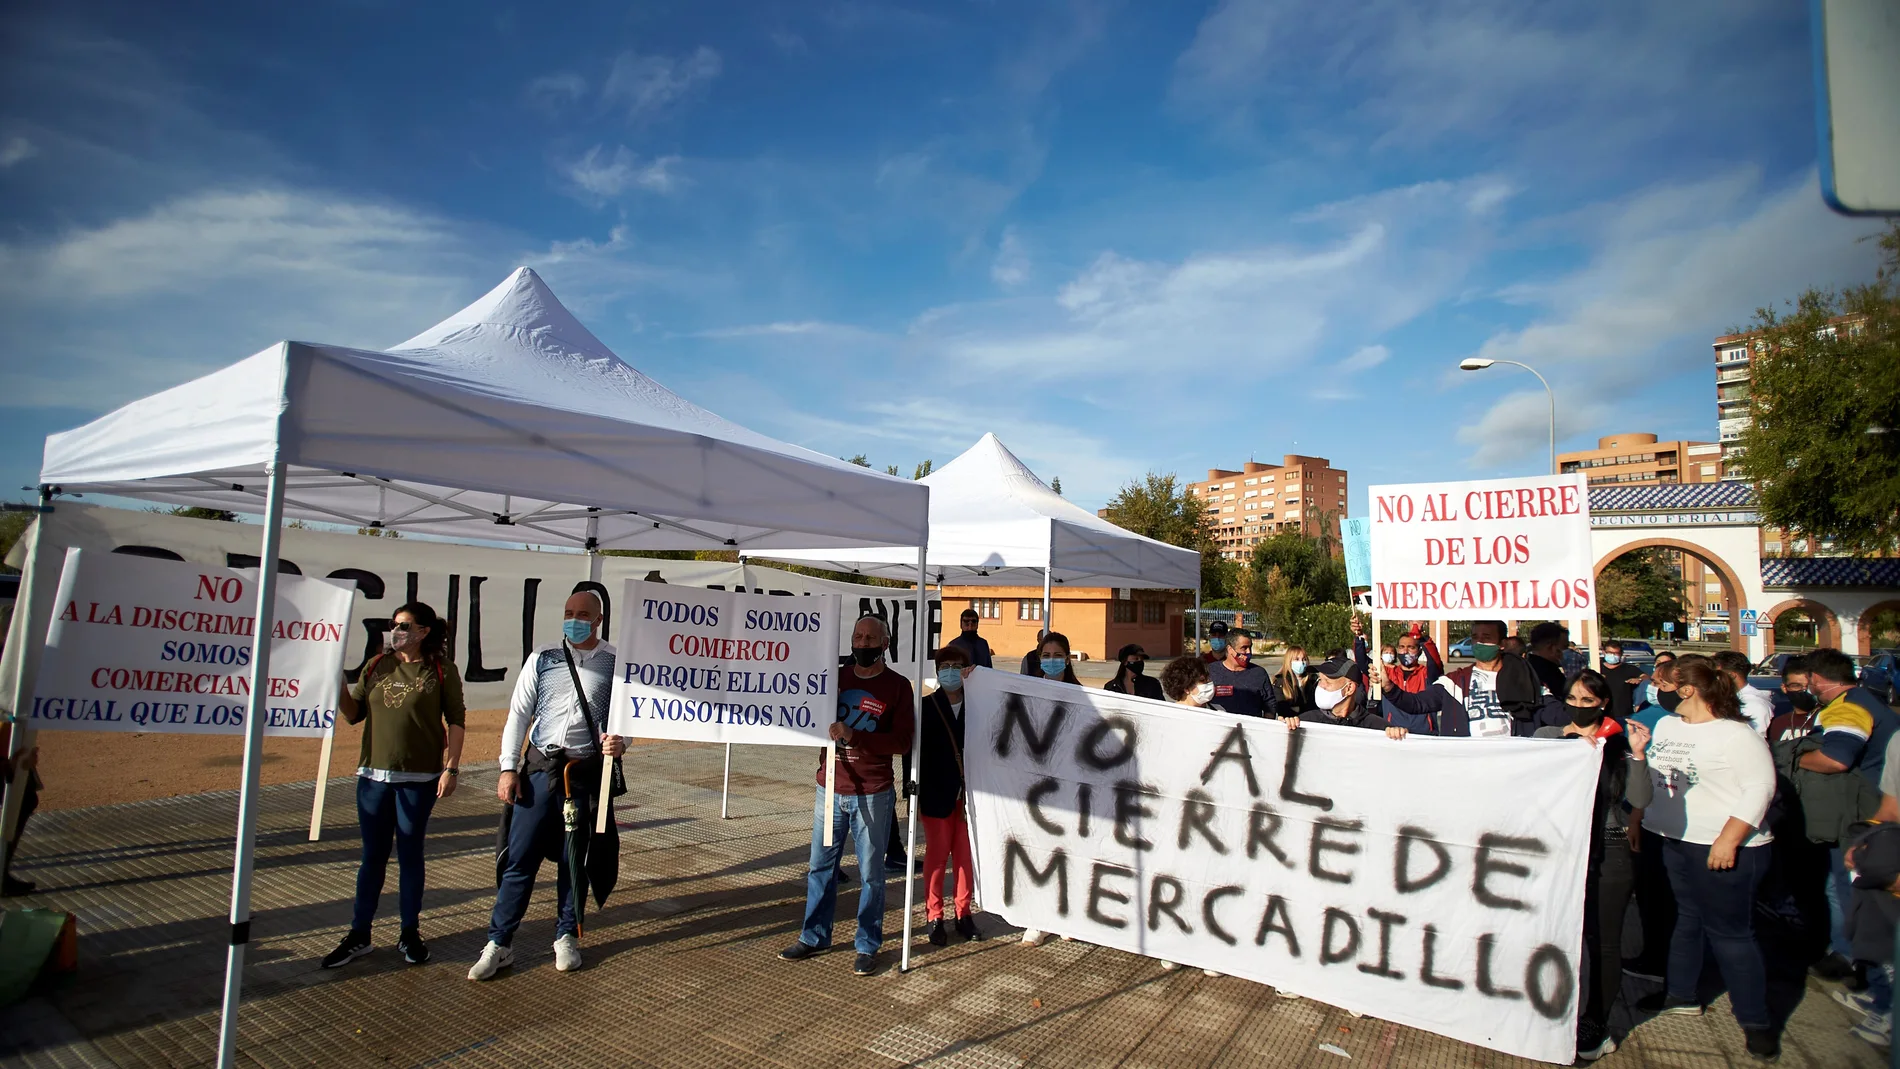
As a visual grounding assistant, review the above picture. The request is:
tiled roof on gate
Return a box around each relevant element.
[1761,557,1900,588]
[1587,483,1757,511]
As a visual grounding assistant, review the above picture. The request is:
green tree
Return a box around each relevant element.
[913,459,934,480]
[356,526,402,538]
[1285,603,1367,657]
[1050,476,1062,495]
[1737,222,1900,553]
[1100,472,1230,597]
[845,454,870,467]
[1595,549,1686,637]
[0,507,34,572]
[170,506,238,522]
[1242,529,1348,640]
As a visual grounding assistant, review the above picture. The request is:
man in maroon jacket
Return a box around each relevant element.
[780,615,916,977]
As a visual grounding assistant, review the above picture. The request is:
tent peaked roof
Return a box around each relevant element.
[39,268,928,551]
[761,433,1200,589]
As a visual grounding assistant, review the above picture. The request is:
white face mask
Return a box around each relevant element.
[1190,681,1216,706]
[1381,652,1396,664]
[1314,684,1347,711]
[1289,659,1307,675]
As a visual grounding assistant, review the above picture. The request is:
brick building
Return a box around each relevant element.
[951,585,1198,664]
[1187,455,1349,561]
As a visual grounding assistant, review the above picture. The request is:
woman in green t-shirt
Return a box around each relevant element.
[321,602,467,969]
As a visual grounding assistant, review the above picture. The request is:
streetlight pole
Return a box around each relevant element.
[1460,358,1555,473]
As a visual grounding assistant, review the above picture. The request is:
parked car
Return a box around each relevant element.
[1862,652,1899,705]
[1608,639,1655,668]
[1449,636,1475,657]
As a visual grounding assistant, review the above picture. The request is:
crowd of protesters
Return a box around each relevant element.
[926,610,1899,1064]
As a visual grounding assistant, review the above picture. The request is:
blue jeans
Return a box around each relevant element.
[351,778,438,932]
[488,768,580,946]
[799,787,895,955]
[1827,846,1856,960]
[1661,837,1771,1031]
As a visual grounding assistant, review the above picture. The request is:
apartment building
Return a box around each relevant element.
[1558,433,1724,487]
[1186,455,1349,560]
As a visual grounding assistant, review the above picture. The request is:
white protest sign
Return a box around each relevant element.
[608,579,841,746]
[30,547,355,737]
[1368,473,1595,620]
[963,671,1597,1064]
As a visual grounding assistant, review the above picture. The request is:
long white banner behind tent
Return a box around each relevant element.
[1368,473,1596,619]
[609,580,840,747]
[32,549,354,737]
[962,671,1598,1064]
[1,504,941,712]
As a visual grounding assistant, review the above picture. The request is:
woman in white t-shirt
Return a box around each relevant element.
[1624,654,1780,1061]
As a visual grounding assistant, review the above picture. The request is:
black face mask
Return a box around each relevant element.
[1125,660,1145,676]
[1657,689,1682,713]
[1568,702,1603,728]
[851,647,883,668]
[1787,690,1818,712]
[961,627,977,637]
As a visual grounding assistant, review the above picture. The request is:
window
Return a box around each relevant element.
[1764,541,1782,554]
[1018,600,1042,621]
[1142,601,1164,625]
[970,599,1000,619]
[1707,602,1721,612]
[1112,600,1137,624]
[1223,494,1236,502]
[1244,478,1258,486]
[1244,489,1258,497]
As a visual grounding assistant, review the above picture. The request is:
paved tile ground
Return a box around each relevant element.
[0,741,1886,1068]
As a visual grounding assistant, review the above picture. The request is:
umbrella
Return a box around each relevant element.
[561,763,589,935]
[586,760,621,909]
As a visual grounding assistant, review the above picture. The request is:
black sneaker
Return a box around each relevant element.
[955,914,981,941]
[1637,992,1702,1017]
[398,928,429,965]
[1620,958,1664,984]
[778,940,827,961]
[1575,1019,1616,1063]
[1742,1028,1780,1062]
[928,919,948,946]
[854,952,879,976]
[1811,952,1856,982]
[1,874,35,897]
[322,930,373,969]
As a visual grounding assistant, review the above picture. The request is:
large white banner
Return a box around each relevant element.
[607,580,840,746]
[1368,473,1595,619]
[0,504,939,712]
[30,548,355,737]
[964,671,1598,1064]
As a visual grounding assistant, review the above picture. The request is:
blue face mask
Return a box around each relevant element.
[937,667,965,691]
[563,618,594,644]
[1210,638,1227,653]
[1040,657,1067,678]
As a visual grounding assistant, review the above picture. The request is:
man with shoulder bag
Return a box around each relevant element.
[471,590,627,980]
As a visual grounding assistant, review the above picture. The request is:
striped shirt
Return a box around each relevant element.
[499,641,617,771]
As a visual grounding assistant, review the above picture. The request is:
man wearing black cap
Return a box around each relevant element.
[1201,620,1229,665]
[1205,629,1273,718]
[1279,658,1407,738]
[1104,644,1164,701]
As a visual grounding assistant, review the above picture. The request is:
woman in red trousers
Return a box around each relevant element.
[919,644,979,945]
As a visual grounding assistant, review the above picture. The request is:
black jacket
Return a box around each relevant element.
[1535,722,1636,870]
[1104,672,1164,701]
[1297,700,1386,731]
[917,690,967,819]
[1274,671,1316,716]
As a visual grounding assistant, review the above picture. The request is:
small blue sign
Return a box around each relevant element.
[1341,517,1372,589]
[1663,621,1674,633]
[1740,609,1759,637]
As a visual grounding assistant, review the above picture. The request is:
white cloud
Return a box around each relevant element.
[562,145,681,200]
[0,187,489,407]
[1339,344,1388,371]
[526,72,587,111]
[991,226,1029,287]
[694,320,874,340]
[0,137,38,168]
[601,47,722,119]
[1455,171,1884,465]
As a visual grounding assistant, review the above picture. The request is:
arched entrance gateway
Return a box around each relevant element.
[1587,484,1900,661]
[1762,598,1841,650]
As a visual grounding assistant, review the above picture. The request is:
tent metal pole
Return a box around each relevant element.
[215,459,288,1069]
[0,488,53,881]
[1194,588,1202,655]
[720,744,732,819]
[585,513,603,584]
[899,545,927,972]
[1041,566,1052,638]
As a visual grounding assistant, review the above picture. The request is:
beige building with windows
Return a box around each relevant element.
[1186,455,1349,561]
[1559,433,1724,487]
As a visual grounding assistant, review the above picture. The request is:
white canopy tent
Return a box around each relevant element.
[4,268,930,1067]
[760,432,1201,969]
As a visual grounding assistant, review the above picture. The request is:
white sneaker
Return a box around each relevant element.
[1160,960,1179,971]
[1020,928,1049,946]
[1275,989,1303,999]
[553,934,582,972]
[1203,969,1224,977]
[467,940,514,981]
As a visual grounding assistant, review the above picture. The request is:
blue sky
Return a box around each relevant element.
[0,0,1887,515]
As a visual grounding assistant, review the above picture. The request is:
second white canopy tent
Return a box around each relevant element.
[761,432,1202,971]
